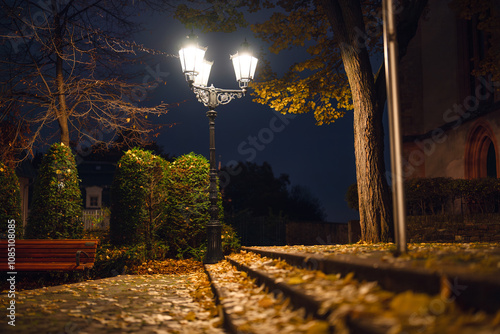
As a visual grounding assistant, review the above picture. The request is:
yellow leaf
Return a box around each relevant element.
[184,311,196,321]
[258,296,274,308]
[306,321,330,334]
[343,272,355,283]
[288,276,305,285]
[390,291,432,315]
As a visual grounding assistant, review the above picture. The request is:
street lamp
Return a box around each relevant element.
[178,34,258,264]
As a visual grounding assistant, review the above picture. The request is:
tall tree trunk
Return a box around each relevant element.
[320,0,392,242]
[53,0,70,146]
[56,55,70,146]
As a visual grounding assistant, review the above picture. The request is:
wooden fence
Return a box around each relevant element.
[82,209,110,230]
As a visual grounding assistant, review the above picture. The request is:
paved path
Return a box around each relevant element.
[1,274,226,334]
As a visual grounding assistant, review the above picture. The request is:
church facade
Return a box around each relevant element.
[399,1,500,180]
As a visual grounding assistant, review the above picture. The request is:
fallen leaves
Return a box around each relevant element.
[206,260,330,333]
[251,242,500,274]
[258,296,274,308]
[136,258,204,275]
[228,248,500,333]
[0,265,224,334]
[389,291,433,315]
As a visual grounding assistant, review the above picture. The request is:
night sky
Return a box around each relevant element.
[134,12,388,223]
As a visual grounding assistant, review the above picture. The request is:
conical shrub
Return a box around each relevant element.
[25,143,83,239]
[0,162,22,238]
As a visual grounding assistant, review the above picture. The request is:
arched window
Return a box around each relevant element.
[465,122,499,178]
[487,141,497,178]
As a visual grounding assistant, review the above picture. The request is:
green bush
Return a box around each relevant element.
[345,182,359,211]
[405,177,453,215]
[349,177,500,216]
[459,178,500,214]
[109,148,169,249]
[160,152,223,258]
[92,241,169,278]
[0,162,22,238]
[221,223,241,254]
[25,143,83,239]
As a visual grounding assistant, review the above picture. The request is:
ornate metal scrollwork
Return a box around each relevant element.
[217,91,243,105]
[193,87,210,106]
[192,84,245,109]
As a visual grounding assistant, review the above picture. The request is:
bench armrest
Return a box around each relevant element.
[76,250,90,267]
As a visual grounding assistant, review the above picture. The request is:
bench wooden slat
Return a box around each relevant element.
[0,250,96,256]
[0,263,92,271]
[1,240,97,247]
[1,257,94,262]
[0,239,98,272]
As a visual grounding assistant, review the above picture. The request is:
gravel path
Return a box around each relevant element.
[0,274,226,334]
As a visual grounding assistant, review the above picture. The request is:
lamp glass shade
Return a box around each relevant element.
[231,52,258,87]
[179,44,207,82]
[193,59,213,87]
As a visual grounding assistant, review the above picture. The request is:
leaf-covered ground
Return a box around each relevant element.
[251,242,500,273]
[228,250,500,333]
[1,244,499,333]
[0,260,224,334]
[206,260,332,333]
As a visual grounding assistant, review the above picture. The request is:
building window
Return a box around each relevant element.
[90,196,99,207]
[466,14,493,104]
[487,142,497,178]
[85,186,103,208]
[465,122,498,178]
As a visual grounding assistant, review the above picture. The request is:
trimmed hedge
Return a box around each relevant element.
[110,150,238,260]
[0,162,22,238]
[405,177,500,215]
[160,152,224,259]
[345,182,358,212]
[109,148,169,248]
[25,143,83,239]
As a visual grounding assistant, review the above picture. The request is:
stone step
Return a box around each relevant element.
[242,246,500,314]
[220,249,499,333]
[204,259,333,334]
[226,255,390,334]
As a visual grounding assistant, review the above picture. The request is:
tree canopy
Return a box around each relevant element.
[0,0,174,162]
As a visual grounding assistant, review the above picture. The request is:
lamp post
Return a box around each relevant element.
[178,34,258,264]
[383,0,407,255]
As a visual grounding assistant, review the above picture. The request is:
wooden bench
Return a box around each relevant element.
[0,239,98,271]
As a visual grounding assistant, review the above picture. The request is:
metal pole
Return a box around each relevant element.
[204,109,224,264]
[383,0,407,254]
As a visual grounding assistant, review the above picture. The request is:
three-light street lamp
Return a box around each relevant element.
[178,34,258,264]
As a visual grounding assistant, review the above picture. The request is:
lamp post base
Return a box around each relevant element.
[204,221,224,264]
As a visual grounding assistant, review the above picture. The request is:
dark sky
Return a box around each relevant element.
[134,12,388,223]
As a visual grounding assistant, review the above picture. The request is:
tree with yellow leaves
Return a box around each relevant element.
[174,0,428,242]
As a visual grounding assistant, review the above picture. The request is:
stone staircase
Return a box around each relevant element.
[204,247,500,334]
